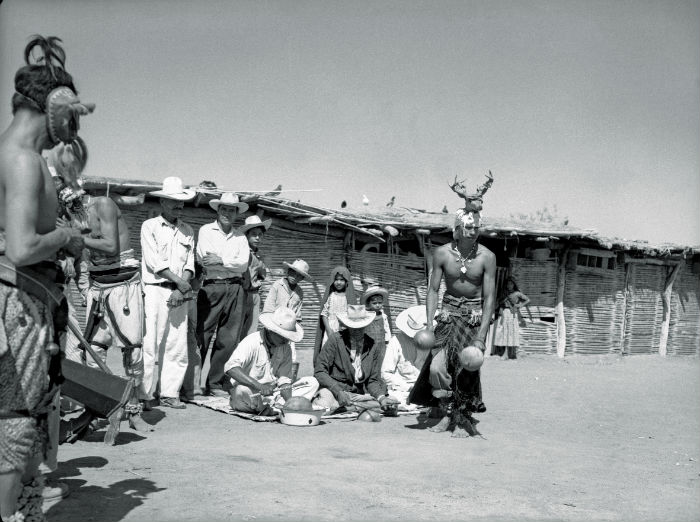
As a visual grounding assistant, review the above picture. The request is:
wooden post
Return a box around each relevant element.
[618,262,632,355]
[555,248,569,357]
[659,262,682,356]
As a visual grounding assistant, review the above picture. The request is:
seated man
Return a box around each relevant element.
[313,305,399,414]
[381,305,433,404]
[224,307,318,415]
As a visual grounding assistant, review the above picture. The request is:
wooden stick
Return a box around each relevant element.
[67,317,113,374]
[659,262,682,356]
[555,248,569,357]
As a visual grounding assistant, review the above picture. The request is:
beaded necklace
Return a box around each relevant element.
[453,241,479,275]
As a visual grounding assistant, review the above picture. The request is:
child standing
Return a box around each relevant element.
[313,266,356,365]
[262,259,310,375]
[362,286,391,348]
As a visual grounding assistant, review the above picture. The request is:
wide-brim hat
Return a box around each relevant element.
[395,305,437,338]
[361,286,389,306]
[149,176,196,201]
[259,308,304,343]
[337,304,376,329]
[209,192,249,213]
[283,259,310,279]
[240,215,272,234]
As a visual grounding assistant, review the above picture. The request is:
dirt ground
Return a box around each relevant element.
[45,351,700,522]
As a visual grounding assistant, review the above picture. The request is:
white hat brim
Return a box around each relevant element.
[337,313,376,329]
[362,288,389,305]
[149,189,196,201]
[283,262,310,279]
[395,305,436,338]
[259,314,304,342]
[240,219,272,234]
[209,200,250,213]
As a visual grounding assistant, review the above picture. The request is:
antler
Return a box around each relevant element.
[474,170,494,198]
[449,175,468,198]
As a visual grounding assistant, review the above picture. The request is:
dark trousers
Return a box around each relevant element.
[196,281,246,390]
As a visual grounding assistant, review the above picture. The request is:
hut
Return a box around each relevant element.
[74,176,700,357]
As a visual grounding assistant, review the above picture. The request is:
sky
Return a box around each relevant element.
[1,0,698,245]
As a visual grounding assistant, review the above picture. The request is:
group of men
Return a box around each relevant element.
[0,34,498,522]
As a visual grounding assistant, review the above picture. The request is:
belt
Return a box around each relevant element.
[203,277,243,285]
[146,281,178,290]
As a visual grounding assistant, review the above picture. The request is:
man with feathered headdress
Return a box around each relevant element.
[409,172,497,438]
[0,35,94,522]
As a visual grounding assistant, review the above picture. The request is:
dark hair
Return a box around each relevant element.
[504,277,519,292]
[12,35,76,115]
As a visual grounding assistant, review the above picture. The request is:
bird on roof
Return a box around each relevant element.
[442,205,449,213]
[362,194,370,206]
[340,200,347,208]
[265,184,283,196]
[386,196,395,207]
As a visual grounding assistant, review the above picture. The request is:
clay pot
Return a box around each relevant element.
[414,328,436,350]
[358,410,382,422]
[458,345,484,371]
[284,396,313,411]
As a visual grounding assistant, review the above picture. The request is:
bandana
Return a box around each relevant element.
[453,208,482,232]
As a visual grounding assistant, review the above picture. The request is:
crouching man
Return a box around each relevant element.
[224,307,318,415]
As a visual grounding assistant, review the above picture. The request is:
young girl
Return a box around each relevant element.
[494,277,530,359]
[313,266,356,365]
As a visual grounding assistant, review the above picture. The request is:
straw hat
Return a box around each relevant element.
[149,176,196,201]
[240,215,272,234]
[209,192,249,213]
[259,307,304,343]
[283,259,310,279]
[361,285,388,305]
[395,305,437,338]
[337,304,376,329]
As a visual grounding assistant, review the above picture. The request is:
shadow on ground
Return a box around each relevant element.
[47,456,166,522]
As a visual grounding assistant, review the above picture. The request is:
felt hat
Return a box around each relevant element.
[149,176,196,201]
[395,305,437,338]
[209,192,249,213]
[337,304,376,329]
[240,215,272,234]
[283,259,310,279]
[361,285,389,306]
[259,307,304,343]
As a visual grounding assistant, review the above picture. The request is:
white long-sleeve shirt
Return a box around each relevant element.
[140,216,195,284]
[381,333,422,392]
[196,220,250,279]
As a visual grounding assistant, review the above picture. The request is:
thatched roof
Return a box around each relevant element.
[81,176,699,257]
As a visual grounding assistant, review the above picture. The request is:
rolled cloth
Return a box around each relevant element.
[408,295,484,411]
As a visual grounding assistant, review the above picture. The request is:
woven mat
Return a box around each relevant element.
[183,396,359,422]
[184,396,421,422]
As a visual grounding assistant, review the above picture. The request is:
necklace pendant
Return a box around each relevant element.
[460,265,467,274]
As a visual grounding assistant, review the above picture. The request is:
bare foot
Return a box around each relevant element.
[451,423,471,438]
[428,415,452,433]
[129,413,154,432]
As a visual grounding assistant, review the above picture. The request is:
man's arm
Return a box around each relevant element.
[368,341,389,399]
[225,367,275,396]
[425,248,443,332]
[476,251,497,350]
[3,153,79,266]
[82,198,119,255]
[261,282,280,314]
[314,335,346,397]
[220,235,250,271]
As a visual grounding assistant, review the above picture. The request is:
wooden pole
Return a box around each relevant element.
[618,262,632,355]
[659,262,682,356]
[555,248,569,357]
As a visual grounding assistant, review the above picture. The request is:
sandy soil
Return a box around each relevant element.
[45,351,700,522]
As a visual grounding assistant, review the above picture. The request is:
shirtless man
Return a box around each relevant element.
[409,207,496,438]
[0,35,91,522]
[77,192,150,436]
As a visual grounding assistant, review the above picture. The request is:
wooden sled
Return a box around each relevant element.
[61,318,133,445]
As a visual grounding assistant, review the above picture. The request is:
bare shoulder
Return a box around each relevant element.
[0,146,44,189]
[433,242,452,261]
[478,243,496,262]
[93,195,119,214]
